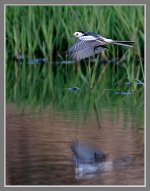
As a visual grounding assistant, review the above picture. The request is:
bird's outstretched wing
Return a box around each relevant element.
[67,39,107,62]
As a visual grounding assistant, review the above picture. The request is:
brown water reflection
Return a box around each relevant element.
[6,104,144,185]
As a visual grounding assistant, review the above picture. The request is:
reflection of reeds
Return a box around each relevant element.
[93,101,102,128]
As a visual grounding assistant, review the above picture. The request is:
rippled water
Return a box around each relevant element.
[6,104,144,185]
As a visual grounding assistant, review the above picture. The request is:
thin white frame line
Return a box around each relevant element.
[4,3,6,189]
[144,3,146,187]
[4,4,145,6]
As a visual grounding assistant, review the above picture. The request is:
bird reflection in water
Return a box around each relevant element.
[70,140,133,180]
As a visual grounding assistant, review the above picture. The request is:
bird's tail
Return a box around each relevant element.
[113,41,135,48]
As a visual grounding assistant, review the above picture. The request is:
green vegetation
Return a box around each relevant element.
[6,6,144,128]
[6,6,144,59]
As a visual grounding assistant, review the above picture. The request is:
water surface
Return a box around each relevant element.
[6,103,144,185]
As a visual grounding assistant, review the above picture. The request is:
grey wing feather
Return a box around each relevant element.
[68,39,106,62]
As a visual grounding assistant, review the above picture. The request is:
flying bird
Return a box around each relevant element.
[67,31,134,62]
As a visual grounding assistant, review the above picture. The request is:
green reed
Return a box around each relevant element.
[6,6,144,57]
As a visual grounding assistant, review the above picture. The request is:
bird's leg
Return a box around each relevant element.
[101,51,108,63]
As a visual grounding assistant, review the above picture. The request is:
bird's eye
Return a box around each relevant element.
[76,33,79,36]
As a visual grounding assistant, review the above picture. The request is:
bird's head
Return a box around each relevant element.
[73,31,85,38]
